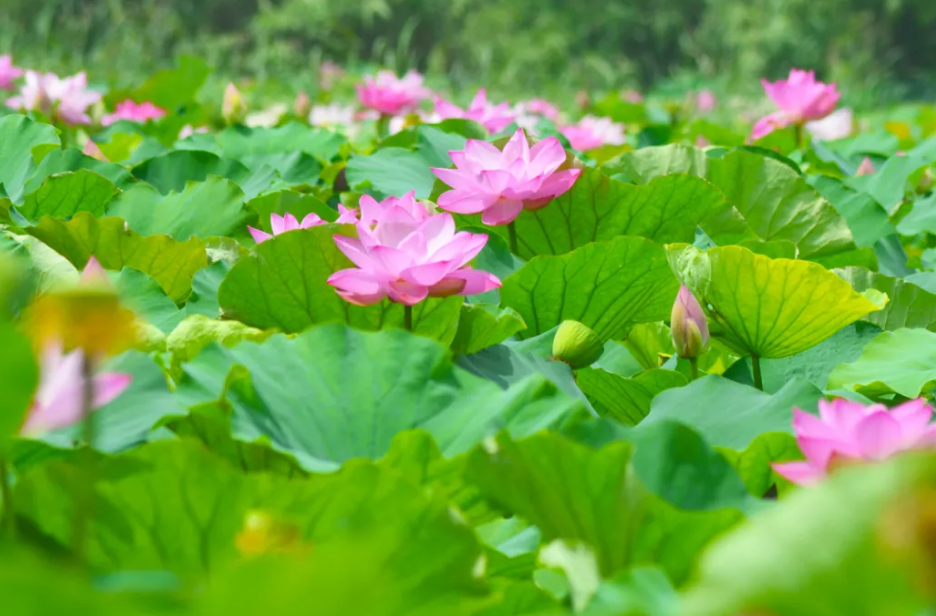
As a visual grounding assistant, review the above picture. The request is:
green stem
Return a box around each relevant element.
[403,304,413,332]
[751,354,763,391]
[793,123,804,149]
[689,357,699,382]
[0,456,15,539]
[72,353,97,565]
[376,113,390,140]
[507,221,518,255]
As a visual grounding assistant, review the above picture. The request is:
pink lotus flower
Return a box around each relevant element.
[6,70,102,125]
[752,69,840,140]
[559,115,626,151]
[0,55,22,91]
[319,61,344,91]
[671,285,709,359]
[356,70,429,116]
[697,90,717,113]
[102,99,167,126]
[248,207,358,244]
[431,129,582,226]
[178,124,209,140]
[327,191,500,306]
[622,90,644,104]
[522,99,560,121]
[772,398,936,486]
[20,341,131,436]
[434,89,515,134]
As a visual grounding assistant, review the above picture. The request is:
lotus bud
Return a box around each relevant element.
[235,509,306,557]
[552,320,603,369]
[293,91,311,118]
[855,157,875,176]
[222,83,247,125]
[671,285,710,359]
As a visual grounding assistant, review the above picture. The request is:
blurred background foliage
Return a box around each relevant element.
[1,0,935,105]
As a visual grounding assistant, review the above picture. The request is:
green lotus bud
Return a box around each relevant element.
[552,320,603,369]
[222,83,247,125]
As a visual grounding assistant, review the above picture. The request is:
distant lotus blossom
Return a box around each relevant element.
[0,55,22,90]
[389,109,441,135]
[318,61,344,91]
[222,82,247,124]
[697,90,717,113]
[752,69,840,140]
[293,91,311,118]
[179,124,209,140]
[309,103,357,128]
[432,128,582,226]
[559,115,626,151]
[328,191,500,306]
[806,107,854,141]
[622,90,644,104]
[434,89,515,134]
[513,99,560,133]
[248,207,358,244]
[671,285,709,359]
[772,398,936,486]
[246,103,287,128]
[356,70,429,116]
[6,70,102,125]
[575,91,590,110]
[102,99,167,126]
[20,341,131,435]
[855,157,875,176]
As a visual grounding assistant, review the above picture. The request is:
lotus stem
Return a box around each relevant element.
[507,221,518,255]
[376,113,390,140]
[72,352,97,565]
[0,456,15,539]
[793,124,803,149]
[689,357,699,381]
[403,304,413,332]
[751,353,763,391]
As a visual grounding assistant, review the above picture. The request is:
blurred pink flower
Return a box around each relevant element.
[82,139,107,161]
[671,285,709,359]
[356,70,429,116]
[0,55,23,91]
[697,90,717,113]
[328,191,500,306]
[772,398,936,486]
[855,157,875,176]
[102,99,167,126]
[318,61,344,91]
[434,89,515,134]
[432,129,581,226]
[21,341,131,436]
[178,124,209,140]
[6,70,102,125]
[559,115,626,151]
[513,99,560,133]
[622,90,644,104]
[752,69,840,140]
[248,207,358,244]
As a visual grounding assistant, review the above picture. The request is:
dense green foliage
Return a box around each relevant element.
[4,0,936,102]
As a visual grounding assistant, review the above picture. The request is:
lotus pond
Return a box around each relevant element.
[2,56,936,615]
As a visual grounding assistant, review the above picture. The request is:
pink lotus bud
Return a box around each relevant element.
[855,157,875,176]
[773,398,936,486]
[79,256,108,284]
[671,285,709,358]
[82,140,107,162]
[751,69,839,140]
[222,83,247,125]
[697,90,717,113]
[431,129,582,226]
[293,91,311,118]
